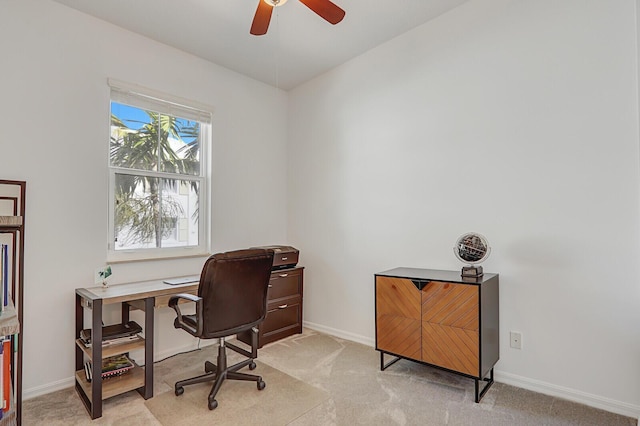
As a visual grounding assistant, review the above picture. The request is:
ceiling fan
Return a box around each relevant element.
[250,0,346,36]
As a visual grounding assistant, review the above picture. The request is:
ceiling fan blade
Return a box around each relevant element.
[250,1,274,35]
[298,0,345,25]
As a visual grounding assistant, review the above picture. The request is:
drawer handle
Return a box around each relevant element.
[281,257,288,260]
[278,304,288,309]
[279,273,288,277]
[268,284,273,288]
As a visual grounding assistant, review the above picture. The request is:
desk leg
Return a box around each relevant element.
[74,294,84,373]
[121,301,130,324]
[90,299,103,419]
[139,297,154,399]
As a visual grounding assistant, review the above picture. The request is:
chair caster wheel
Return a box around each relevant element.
[208,398,218,410]
[257,379,266,391]
[249,361,257,370]
[175,386,184,396]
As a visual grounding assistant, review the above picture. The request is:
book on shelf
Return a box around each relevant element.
[0,244,5,312]
[84,354,134,382]
[2,339,9,412]
[0,338,3,420]
[0,243,10,312]
[79,321,142,346]
[0,336,9,417]
[2,244,7,308]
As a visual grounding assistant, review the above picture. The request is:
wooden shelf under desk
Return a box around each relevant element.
[75,337,145,360]
[75,365,145,400]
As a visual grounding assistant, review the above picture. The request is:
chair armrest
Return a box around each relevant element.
[168,293,203,336]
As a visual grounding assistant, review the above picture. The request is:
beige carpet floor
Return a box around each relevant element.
[24,329,638,425]
[145,361,328,425]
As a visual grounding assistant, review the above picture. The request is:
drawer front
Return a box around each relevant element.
[268,268,302,302]
[262,301,301,336]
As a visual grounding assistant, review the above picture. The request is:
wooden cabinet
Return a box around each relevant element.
[238,266,303,348]
[375,268,499,402]
[0,180,25,426]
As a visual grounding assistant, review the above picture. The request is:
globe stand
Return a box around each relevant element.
[461,265,483,278]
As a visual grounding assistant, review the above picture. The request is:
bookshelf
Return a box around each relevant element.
[0,180,25,426]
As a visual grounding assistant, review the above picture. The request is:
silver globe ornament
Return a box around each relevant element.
[454,232,491,278]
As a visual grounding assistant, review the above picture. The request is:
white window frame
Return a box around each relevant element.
[107,79,213,262]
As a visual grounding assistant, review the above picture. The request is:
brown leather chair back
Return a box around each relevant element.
[197,248,274,338]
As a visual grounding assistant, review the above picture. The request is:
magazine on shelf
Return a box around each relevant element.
[84,354,134,382]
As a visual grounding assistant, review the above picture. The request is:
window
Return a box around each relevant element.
[108,80,212,261]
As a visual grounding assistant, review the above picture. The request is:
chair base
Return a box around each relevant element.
[175,334,265,410]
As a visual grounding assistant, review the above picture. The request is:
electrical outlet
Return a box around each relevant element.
[510,331,522,349]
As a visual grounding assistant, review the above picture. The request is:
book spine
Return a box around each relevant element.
[2,244,6,307]
[0,338,3,415]
[84,361,92,382]
[2,339,8,412]
[0,245,4,312]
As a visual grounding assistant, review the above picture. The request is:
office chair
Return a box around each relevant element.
[168,248,274,410]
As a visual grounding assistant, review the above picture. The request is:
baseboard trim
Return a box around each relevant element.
[24,377,74,400]
[495,371,640,420]
[303,320,375,347]
[304,321,640,421]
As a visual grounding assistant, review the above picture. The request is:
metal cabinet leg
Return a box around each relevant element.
[475,368,494,403]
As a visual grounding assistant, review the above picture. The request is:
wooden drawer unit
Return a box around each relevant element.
[238,266,304,348]
[375,268,499,402]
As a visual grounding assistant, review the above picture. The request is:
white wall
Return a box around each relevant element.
[289,0,640,417]
[0,0,288,396]
[3,0,640,418]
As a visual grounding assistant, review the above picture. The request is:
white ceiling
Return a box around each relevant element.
[52,0,469,90]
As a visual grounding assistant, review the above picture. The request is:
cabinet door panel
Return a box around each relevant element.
[377,315,421,360]
[422,322,478,376]
[422,282,478,329]
[376,277,421,319]
[421,281,479,376]
[376,277,421,359]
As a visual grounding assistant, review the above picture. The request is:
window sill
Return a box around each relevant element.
[107,249,211,264]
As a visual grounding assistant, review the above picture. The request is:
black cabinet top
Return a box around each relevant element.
[375,267,498,285]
